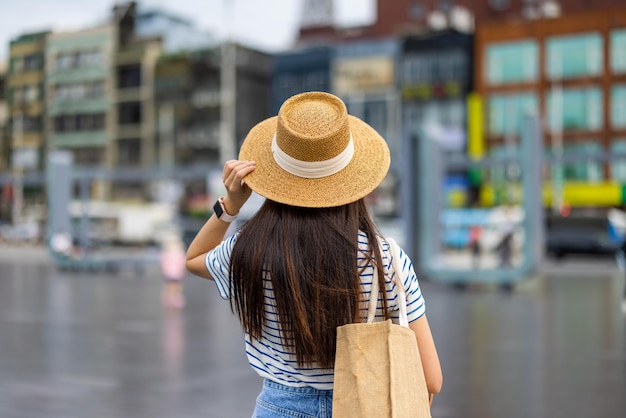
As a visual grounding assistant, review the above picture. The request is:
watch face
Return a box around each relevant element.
[213,199,224,218]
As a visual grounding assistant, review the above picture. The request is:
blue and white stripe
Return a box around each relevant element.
[205,231,426,390]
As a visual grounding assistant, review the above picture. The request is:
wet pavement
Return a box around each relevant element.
[0,246,625,418]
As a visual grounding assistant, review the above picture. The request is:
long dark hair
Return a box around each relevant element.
[229,198,389,369]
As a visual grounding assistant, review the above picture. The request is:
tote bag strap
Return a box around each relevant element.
[366,236,409,328]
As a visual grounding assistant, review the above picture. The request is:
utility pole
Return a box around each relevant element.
[158,103,175,169]
[219,0,237,163]
[12,112,23,226]
[551,84,564,214]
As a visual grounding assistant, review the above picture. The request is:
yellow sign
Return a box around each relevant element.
[467,93,484,160]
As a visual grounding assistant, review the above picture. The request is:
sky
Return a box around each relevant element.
[0,0,376,62]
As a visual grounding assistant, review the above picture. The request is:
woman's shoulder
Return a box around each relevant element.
[357,231,395,250]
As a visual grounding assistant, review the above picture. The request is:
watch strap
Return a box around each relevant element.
[213,197,238,222]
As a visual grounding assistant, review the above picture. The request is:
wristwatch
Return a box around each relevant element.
[213,197,238,222]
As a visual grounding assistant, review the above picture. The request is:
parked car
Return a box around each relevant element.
[546,226,619,259]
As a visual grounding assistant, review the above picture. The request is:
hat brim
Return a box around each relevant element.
[239,115,390,208]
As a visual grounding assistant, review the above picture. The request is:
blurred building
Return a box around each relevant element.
[331,38,401,216]
[44,24,115,197]
[4,31,48,222]
[154,44,272,208]
[111,2,163,200]
[369,0,622,37]
[6,31,48,172]
[475,6,626,208]
[400,29,474,207]
[0,62,8,220]
[155,44,272,165]
[134,4,215,53]
[271,46,332,114]
[0,62,6,171]
[400,30,473,153]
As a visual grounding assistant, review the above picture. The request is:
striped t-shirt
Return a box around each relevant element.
[205,231,426,390]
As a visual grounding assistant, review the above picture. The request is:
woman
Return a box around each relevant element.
[186,92,442,417]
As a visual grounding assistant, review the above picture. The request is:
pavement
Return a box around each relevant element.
[0,245,625,417]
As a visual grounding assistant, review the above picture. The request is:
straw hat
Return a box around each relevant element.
[239,92,390,208]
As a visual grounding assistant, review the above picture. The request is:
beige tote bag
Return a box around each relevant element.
[332,237,431,418]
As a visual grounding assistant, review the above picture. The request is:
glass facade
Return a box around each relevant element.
[486,40,538,84]
[546,33,603,79]
[611,139,626,182]
[561,142,603,182]
[487,93,538,136]
[612,84,626,129]
[611,29,626,74]
[346,96,394,150]
[547,87,602,132]
[403,49,468,84]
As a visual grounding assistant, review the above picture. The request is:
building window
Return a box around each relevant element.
[404,50,467,86]
[547,87,602,132]
[421,99,465,129]
[54,113,105,132]
[73,147,104,166]
[79,114,105,130]
[486,40,538,85]
[54,81,104,101]
[55,49,103,70]
[86,81,104,98]
[23,54,42,71]
[22,116,42,132]
[55,53,75,70]
[118,102,142,125]
[546,33,603,79]
[611,139,626,182]
[79,50,103,67]
[489,0,511,10]
[612,85,626,129]
[561,142,603,182]
[118,138,141,166]
[117,64,142,89]
[363,100,388,139]
[12,85,40,104]
[409,3,426,19]
[303,71,327,92]
[487,93,538,136]
[11,57,24,72]
[9,54,41,72]
[612,30,626,74]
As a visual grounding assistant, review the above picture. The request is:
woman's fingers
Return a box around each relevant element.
[223,160,255,192]
[221,160,255,212]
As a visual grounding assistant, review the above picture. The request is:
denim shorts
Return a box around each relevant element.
[252,379,333,418]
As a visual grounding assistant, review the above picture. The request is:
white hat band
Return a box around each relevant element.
[271,133,355,179]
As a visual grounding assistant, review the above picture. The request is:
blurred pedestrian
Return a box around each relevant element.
[496,221,513,268]
[160,233,187,308]
[185,92,442,417]
[469,224,482,269]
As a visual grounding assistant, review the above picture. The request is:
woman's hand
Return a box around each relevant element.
[221,160,255,215]
[185,160,255,280]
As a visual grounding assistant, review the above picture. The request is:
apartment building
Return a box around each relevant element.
[6,31,48,172]
[154,44,272,210]
[475,7,626,207]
